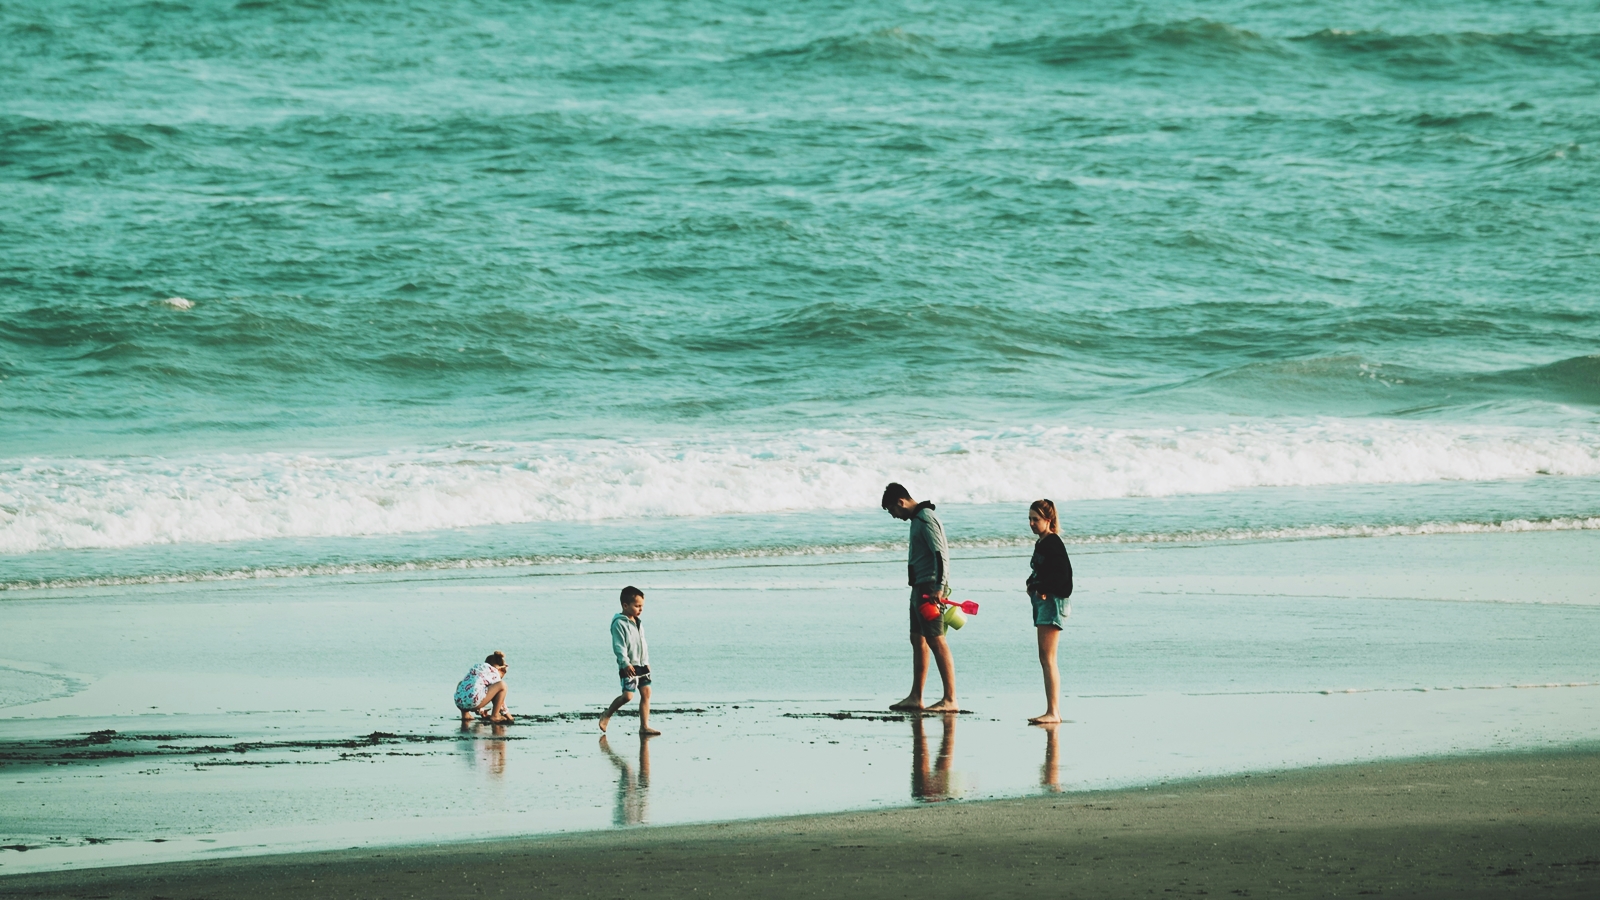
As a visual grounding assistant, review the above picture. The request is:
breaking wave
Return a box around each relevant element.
[3,420,1598,555]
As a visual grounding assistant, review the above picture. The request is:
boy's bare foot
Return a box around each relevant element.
[598,713,611,733]
[640,726,661,736]
[924,698,960,713]
[889,696,924,711]
[1028,714,1061,724]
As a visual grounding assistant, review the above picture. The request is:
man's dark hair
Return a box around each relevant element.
[881,482,912,510]
[620,585,644,605]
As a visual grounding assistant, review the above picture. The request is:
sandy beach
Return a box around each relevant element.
[3,747,1595,899]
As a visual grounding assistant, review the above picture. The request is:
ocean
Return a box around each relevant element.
[3,0,1598,588]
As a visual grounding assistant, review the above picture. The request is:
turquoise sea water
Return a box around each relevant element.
[3,0,1599,586]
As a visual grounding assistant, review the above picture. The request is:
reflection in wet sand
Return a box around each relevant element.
[910,713,960,802]
[1037,722,1061,792]
[600,734,651,826]
[460,721,508,777]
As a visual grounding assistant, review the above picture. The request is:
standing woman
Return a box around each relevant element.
[1025,499,1073,724]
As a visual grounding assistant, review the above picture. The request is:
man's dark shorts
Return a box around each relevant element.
[909,584,949,638]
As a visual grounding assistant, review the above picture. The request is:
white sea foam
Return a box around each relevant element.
[2,515,1597,592]
[2,420,1597,554]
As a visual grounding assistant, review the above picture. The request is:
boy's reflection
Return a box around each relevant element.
[1037,722,1061,792]
[459,720,508,777]
[910,713,959,802]
[600,734,652,826]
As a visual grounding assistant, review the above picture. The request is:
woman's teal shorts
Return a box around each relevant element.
[1031,594,1070,629]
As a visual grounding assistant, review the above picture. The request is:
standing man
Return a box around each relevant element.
[881,482,958,712]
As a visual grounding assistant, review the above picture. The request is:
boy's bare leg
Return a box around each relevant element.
[638,684,660,735]
[1029,626,1062,724]
[922,635,958,712]
[891,635,929,710]
[599,692,631,733]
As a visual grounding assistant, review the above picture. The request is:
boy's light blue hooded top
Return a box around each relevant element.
[611,612,649,669]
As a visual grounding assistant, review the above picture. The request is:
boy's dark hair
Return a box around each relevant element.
[881,482,912,510]
[620,585,644,605]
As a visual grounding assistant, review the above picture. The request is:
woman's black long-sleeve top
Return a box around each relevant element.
[1026,533,1073,599]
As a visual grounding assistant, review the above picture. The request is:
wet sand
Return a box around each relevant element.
[2,530,1597,873]
[2,747,1595,899]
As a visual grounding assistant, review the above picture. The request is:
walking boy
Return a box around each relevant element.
[600,585,661,735]
[881,482,958,712]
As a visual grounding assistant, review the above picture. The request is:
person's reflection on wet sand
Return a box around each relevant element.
[1037,722,1061,792]
[600,734,652,826]
[910,713,957,802]
[459,720,508,777]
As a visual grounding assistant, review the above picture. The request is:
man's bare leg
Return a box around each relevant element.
[922,635,958,712]
[599,691,631,733]
[891,635,929,710]
[638,684,661,735]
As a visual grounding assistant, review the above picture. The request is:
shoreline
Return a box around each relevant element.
[3,745,1596,898]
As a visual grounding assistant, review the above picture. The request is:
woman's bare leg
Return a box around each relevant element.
[475,682,510,722]
[1029,625,1061,724]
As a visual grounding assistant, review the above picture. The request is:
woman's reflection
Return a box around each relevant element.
[1037,722,1061,792]
[600,734,652,825]
[909,713,959,802]
[459,720,508,777]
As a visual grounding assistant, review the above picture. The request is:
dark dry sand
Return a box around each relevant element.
[4,749,1596,899]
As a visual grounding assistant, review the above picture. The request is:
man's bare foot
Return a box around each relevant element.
[640,726,661,736]
[1028,714,1061,724]
[924,698,960,713]
[889,696,924,711]
[598,713,611,733]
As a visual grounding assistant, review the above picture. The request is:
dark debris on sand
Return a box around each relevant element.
[0,730,526,768]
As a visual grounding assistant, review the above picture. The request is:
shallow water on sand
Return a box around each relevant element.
[3,531,1597,873]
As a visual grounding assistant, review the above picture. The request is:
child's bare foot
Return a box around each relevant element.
[460,710,474,724]
[889,696,924,711]
[924,698,960,713]
[640,725,661,736]
[598,712,611,733]
[1028,713,1061,724]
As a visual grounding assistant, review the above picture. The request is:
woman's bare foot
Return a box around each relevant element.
[924,698,960,713]
[640,725,661,736]
[1028,713,1061,724]
[889,696,924,711]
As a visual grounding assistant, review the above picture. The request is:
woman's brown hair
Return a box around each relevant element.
[1029,499,1059,534]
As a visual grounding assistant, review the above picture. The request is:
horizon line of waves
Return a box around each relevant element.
[3,516,1594,593]
[993,19,1600,70]
[1165,354,1600,410]
[3,422,1599,554]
